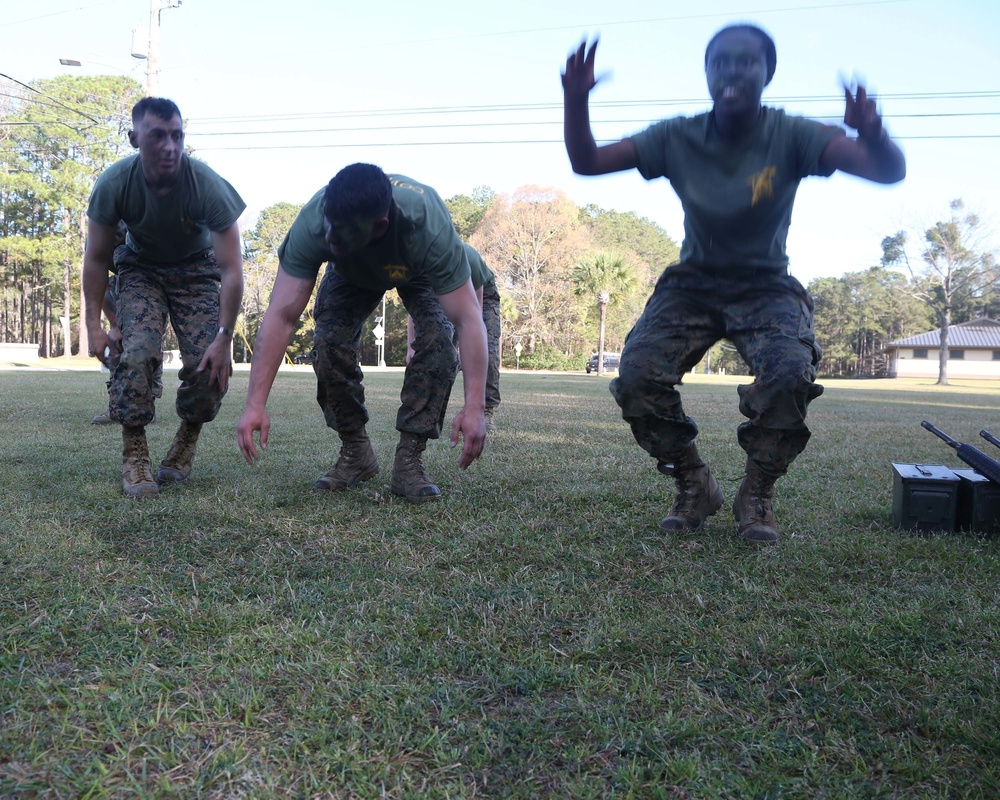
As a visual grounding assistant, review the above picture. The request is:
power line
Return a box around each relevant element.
[188,134,1000,153]
[187,90,1000,126]
[0,72,98,124]
[164,0,916,70]
[0,0,125,29]
[182,111,1000,139]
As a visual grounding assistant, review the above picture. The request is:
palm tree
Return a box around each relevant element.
[572,252,637,375]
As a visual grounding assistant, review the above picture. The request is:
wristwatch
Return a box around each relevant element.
[218,326,233,337]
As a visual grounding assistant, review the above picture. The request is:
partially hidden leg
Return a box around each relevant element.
[312,269,384,491]
[392,279,461,501]
[728,274,824,544]
[610,267,725,533]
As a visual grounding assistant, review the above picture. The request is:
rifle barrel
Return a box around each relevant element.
[980,430,1000,451]
[921,420,958,448]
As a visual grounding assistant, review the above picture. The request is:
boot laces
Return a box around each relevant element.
[744,474,774,522]
[672,468,704,514]
[124,440,153,483]
[400,449,429,480]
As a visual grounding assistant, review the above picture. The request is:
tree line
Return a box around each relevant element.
[2,75,997,378]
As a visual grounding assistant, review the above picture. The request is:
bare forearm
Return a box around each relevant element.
[244,310,296,411]
[564,95,600,174]
[218,262,244,331]
[82,257,110,331]
[456,317,488,412]
[864,135,906,184]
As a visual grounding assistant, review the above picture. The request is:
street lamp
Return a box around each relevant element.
[596,290,610,376]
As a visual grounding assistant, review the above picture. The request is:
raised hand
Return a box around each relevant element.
[843,81,884,144]
[562,38,600,99]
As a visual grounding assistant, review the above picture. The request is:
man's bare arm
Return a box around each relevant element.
[198,223,245,390]
[236,266,317,464]
[82,220,118,363]
[438,279,488,468]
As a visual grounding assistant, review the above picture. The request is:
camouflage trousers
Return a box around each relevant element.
[482,282,502,410]
[610,264,824,477]
[313,269,459,438]
[110,245,226,428]
[105,273,163,400]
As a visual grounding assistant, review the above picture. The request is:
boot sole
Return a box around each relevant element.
[741,531,779,545]
[156,467,192,485]
[313,465,380,491]
[658,486,724,534]
[390,483,442,503]
[123,483,159,498]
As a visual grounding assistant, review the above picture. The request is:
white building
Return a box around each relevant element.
[884,317,1000,379]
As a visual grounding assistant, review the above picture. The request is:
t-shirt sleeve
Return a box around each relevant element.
[793,116,845,178]
[421,227,471,295]
[87,169,122,226]
[629,119,675,181]
[201,173,247,232]
[277,201,328,280]
[464,245,488,289]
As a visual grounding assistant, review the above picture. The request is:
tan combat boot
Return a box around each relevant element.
[122,425,159,498]
[156,421,202,484]
[657,443,724,533]
[732,464,780,545]
[314,428,380,491]
[391,432,441,502]
[483,407,497,432]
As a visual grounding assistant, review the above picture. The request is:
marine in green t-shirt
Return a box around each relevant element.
[82,97,246,499]
[278,174,471,294]
[465,244,503,425]
[237,164,489,503]
[562,23,905,544]
[406,242,503,428]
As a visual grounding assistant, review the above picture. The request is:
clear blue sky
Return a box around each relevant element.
[4,0,999,284]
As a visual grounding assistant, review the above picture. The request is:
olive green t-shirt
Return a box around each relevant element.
[87,154,246,263]
[279,175,470,295]
[630,107,843,270]
[464,243,495,291]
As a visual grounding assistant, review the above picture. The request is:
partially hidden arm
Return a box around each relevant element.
[236,266,317,464]
[438,278,488,468]
[197,223,245,390]
[82,220,118,364]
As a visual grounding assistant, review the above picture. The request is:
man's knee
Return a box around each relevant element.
[739,372,823,426]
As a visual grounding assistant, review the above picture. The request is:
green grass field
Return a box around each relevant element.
[1,368,999,798]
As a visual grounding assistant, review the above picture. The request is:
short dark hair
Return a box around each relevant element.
[322,163,393,222]
[705,23,777,82]
[131,97,182,126]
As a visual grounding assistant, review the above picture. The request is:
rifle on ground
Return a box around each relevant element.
[921,421,1000,486]
[980,430,1000,452]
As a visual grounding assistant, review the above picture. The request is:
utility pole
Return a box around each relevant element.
[146,0,160,95]
[134,0,181,95]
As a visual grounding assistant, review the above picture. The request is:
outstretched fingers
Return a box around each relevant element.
[562,37,600,94]
[842,80,881,138]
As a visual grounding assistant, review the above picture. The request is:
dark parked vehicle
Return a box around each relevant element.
[586,352,620,374]
[293,351,315,365]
